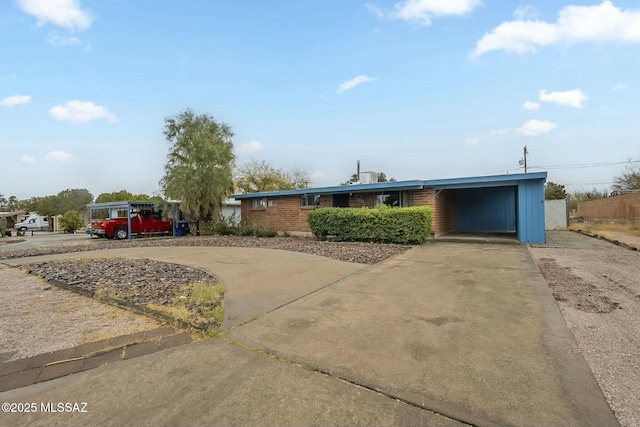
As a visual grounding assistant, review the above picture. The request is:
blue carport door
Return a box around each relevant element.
[456,186,516,232]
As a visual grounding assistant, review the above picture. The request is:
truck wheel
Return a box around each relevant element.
[114,227,128,240]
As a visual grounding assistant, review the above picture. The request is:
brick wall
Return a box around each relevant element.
[576,192,640,222]
[434,189,456,235]
[409,188,435,207]
[241,188,447,234]
[241,195,332,233]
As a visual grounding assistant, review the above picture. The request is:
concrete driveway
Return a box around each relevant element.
[0,242,618,426]
[0,232,94,251]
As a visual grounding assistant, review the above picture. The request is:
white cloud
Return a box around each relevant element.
[45,151,74,163]
[1,95,32,107]
[370,0,482,25]
[237,140,264,154]
[613,83,627,90]
[539,89,588,108]
[48,32,82,47]
[18,0,93,31]
[21,155,37,165]
[491,128,509,135]
[472,1,640,57]
[523,101,541,110]
[49,100,117,123]
[465,137,479,145]
[514,6,539,20]
[337,75,375,94]
[516,119,557,136]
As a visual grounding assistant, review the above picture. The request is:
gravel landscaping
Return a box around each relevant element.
[0,235,410,265]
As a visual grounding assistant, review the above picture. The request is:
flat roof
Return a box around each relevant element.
[231,172,547,199]
[87,201,169,209]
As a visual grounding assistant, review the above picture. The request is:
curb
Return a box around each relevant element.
[572,229,639,251]
[0,327,191,393]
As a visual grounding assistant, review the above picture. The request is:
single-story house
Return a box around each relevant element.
[0,210,28,230]
[232,172,547,244]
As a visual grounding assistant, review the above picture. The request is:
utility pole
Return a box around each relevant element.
[519,146,529,173]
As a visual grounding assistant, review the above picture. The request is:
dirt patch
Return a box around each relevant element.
[529,231,640,427]
[536,257,621,313]
[0,267,160,363]
[0,238,25,246]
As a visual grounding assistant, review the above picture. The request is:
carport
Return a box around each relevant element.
[429,172,546,244]
[87,201,181,241]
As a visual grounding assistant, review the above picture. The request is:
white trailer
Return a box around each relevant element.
[15,213,50,231]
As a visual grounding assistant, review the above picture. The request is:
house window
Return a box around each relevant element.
[300,194,320,208]
[375,191,404,207]
[252,198,267,209]
[268,200,277,207]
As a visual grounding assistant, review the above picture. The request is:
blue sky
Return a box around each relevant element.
[2,0,639,200]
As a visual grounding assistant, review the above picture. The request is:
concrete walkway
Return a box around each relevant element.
[0,243,619,426]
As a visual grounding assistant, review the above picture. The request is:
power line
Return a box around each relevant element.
[528,160,640,170]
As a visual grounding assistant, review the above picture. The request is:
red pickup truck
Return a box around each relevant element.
[90,210,173,240]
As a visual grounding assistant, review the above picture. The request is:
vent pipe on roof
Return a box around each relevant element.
[357,160,360,178]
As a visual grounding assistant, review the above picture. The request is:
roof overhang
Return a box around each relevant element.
[232,181,426,199]
[231,172,547,199]
[427,172,547,190]
[0,210,27,218]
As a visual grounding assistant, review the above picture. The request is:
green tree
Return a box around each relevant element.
[23,189,92,230]
[544,181,567,200]
[569,188,609,212]
[54,189,93,213]
[235,159,311,193]
[159,109,235,222]
[95,190,163,203]
[59,210,85,233]
[0,194,7,210]
[24,195,57,217]
[612,160,640,191]
[377,172,396,183]
[7,196,19,210]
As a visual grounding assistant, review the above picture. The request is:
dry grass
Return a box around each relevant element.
[569,221,640,237]
[147,281,225,332]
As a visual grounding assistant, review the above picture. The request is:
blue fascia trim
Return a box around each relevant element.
[232,181,426,199]
[426,172,547,189]
[232,172,547,199]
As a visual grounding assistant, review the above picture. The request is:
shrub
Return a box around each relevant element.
[59,210,85,233]
[308,206,432,244]
[239,223,278,237]
[199,213,241,236]
[0,217,6,237]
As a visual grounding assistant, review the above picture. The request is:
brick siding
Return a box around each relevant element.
[241,188,444,234]
[434,189,456,235]
[576,192,640,223]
